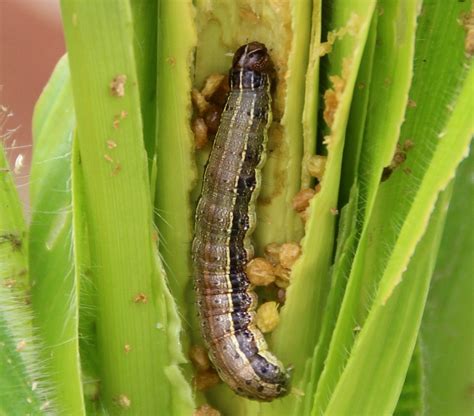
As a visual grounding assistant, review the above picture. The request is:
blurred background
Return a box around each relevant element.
[0,0,65,205]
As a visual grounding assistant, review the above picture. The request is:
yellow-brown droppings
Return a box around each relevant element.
[382,142,413,181]
[323,75,345,128]
[208,76,230,107]
[133,293,148,304]
[189,345,211,372]
[319,13,361,57]
[106,140,117,149]
[112,163,122,176]
[120,110,128,119]
[393,144,407,166]
[264,242,282,266]
[16,340,27,352]
[110,74,127,97]
[346,13,362,35]
[201,74,226,100]
[256,301,280,333]
[274,265,291,289]
[323,90,338,128]
[332,73,347,93]
[192,89,210,115]
[325,133,337,147]
[193,118,209,150]
[307,155,327,180]
[3,278,16,289]
[330,207,339,216]
[319,34,336,56]
[195,370,220,391]
[124,344,132,353]
[104,154,114,163]
[113,117,120,130]
[299,206,312,223]
[279,242,302,269]
[407,99,417,108]
[116,394,131,409]
[403,139,415,151]
[245,257,275,286]
[194,404,221,416]
[393,149,406,164]
[292,188,316,213]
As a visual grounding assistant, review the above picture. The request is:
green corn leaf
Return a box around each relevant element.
[299,15,380,414]
[60,1,193,413]
[30,55,85,415]
[339,10,377,206]
[394,340,424,416]
[0,137,51,414]
[421,151,474,415]
[154,0,197,340]
[323,183,452,415]
[299,183,358,416]
[313,1,472,413]
[272,0,376,398]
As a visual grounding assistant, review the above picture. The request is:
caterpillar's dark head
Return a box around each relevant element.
[230,42,275,90]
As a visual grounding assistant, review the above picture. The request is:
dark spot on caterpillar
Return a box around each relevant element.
[238,174,256,191]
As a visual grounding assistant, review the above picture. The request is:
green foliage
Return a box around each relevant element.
[421,152,474,416]
[0,137,51,414]
[30,55,85,415]
[0,0,472,415]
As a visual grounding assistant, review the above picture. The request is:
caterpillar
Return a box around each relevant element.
[192,42,290,401]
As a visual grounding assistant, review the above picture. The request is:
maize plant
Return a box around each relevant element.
[0,0,472,414]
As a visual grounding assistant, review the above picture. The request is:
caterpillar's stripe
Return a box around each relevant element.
[192,42,290,401]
